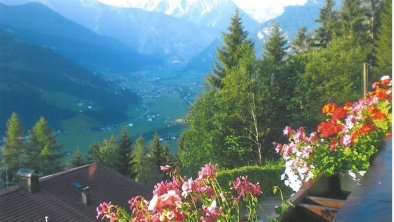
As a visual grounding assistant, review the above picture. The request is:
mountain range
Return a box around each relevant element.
[0,0,330,134]
[0,0,262,63]
[107,0,260,31]
[0,0,328,65]
[0,30,138,134]
[0,2,161,72]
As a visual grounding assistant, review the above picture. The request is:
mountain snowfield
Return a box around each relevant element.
[99,0,259,32]
[98,0,308,23]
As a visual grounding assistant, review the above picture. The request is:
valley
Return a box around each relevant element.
[0,0,327,166]
[58,67,205,160]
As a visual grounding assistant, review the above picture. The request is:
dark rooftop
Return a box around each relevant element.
[0,164,151,222]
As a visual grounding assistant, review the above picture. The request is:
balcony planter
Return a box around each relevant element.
[339,170,366,193]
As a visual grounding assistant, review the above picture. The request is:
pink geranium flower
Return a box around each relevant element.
[198,163,218,180]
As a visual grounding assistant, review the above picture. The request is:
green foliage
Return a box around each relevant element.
[181,42,261,171]
[1,112,24,172]
[180,0,389,181]
[149,132,171,170]
[0,30,137,135]
[27,117,63,175]
[216,164,292,198]
[291,27,310,54]
[313,0,338,47]
[209,10,253,88]
[374,0,392,74]
[118,128,134,177]
[257,25,296,158]
[295,36,367,125]
[263,25,288,66]
[337,0,369,41]
[131,135,145,182]
[87,135,120,171]
[179,90,217,175]
[71,146,85,168]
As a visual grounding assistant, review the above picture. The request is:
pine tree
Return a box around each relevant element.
[2,112,24,172]
[117,128,133,176]
[71,146,85,168]
[313,0,338,47]
[150,132,163,168]
[338,0,369,43]
[131,135,145,182]
[216,42,259,166]
[292,27,309,54]
[263,25,288,67]
[28,117,63,175]
[364,0,384,41]
[374,0,391,74]
[259,24,296,160]
[208,10,253,88]
[87,143,100,164]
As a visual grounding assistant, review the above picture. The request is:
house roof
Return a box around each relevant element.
[0,164,152,222]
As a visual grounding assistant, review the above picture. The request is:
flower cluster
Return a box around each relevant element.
[274,127,318,191]
[275,76,392,192]
[97,163,262,222]
[231,176,261,200]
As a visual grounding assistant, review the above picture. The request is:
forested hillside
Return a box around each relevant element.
[0,31,139,134]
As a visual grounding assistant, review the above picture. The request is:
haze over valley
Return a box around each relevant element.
[0,0,327,158]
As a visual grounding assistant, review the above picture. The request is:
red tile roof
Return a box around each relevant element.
[0,164,152,221]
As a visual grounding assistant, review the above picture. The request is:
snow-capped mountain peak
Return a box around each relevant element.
[98,0,259,31]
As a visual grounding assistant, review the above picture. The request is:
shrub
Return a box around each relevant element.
[217,163,293,198]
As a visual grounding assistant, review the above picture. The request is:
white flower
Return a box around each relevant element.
[381,75,390,81]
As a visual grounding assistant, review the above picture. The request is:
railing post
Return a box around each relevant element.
[363,63,368,98]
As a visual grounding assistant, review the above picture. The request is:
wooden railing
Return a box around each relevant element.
[280,138,392,222]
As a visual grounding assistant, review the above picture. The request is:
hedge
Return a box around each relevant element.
[217,163,293,198]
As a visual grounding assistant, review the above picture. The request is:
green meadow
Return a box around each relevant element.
[57,68,204,163]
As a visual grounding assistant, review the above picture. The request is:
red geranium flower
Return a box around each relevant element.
[331,107,347,120]
[317,120,343,138]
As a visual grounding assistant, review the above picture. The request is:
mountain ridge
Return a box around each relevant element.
[0,30,138,134]
[0,2,161,72]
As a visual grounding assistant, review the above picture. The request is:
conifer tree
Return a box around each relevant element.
[259,24,291,158]
[71,146,85,168]
[2,112,24,172]
[87,143,100,164]
[263,25,288,64]
[292,27,309,54]
[117,128,133,176]
[364,0,384,40]
[338,0,369,43]
[28,117,63,175]
[374,0,391,74]
[313,0,338,47]
[208,10,253,88]
[131,135,145,182]
[215,42,258,166]
[150,132,170,169]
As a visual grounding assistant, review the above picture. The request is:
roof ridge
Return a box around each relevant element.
[39,164,94,182]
